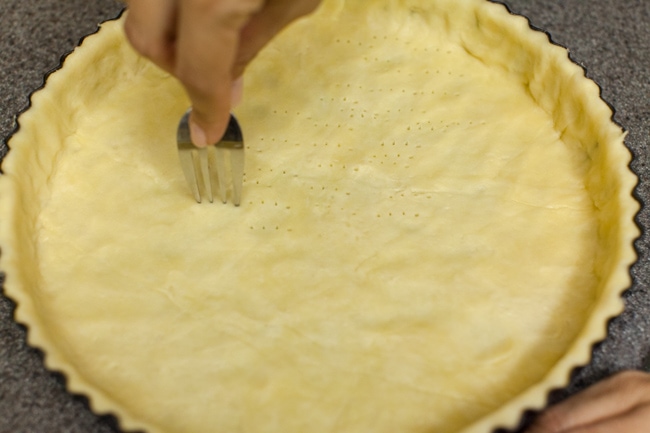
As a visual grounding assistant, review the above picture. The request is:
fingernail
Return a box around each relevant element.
[189,120,208,147]
[231,77,244,108]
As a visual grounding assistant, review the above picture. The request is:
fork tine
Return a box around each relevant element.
[179,148,202,203]
[230,149,244,206]
[215,147,228,204]
[197,147,213,203]
[177,110,244,205]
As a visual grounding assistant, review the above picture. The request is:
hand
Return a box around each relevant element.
[527,370,650,433]
[124,0,320,146]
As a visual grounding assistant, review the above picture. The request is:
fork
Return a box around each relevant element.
[177,110,244,206]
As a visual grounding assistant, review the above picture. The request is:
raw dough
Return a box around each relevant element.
[0,1,638,432]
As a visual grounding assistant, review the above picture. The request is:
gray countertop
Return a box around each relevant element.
[0,1,648,432]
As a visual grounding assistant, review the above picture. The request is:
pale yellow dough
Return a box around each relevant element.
[0,1,639,433]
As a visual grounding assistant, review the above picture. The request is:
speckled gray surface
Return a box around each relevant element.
[0,1,648,432]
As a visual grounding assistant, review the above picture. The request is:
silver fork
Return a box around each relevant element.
[177,110,244,206]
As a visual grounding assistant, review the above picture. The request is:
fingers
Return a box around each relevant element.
[527,371,650,433]
[176,0,264,146]
[123,0,177,73]
[561,403,650,433]
[124,0,321,147]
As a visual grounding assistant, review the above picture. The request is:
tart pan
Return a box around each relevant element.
[0,0,640,432]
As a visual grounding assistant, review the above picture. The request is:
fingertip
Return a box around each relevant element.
[189,118,208,148]
[189,110,229,146]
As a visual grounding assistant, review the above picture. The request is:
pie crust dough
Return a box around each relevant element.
[0,1,639,432]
